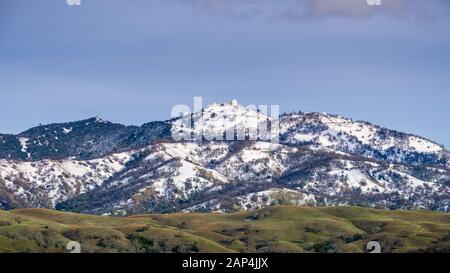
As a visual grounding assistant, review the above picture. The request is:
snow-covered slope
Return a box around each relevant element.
[280,112,448,166]
[172,100,278,142]
[55,140,449,215]
[0,152,134,209]
[1,102,449,214]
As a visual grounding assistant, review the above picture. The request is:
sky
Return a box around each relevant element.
[0,0,449,147]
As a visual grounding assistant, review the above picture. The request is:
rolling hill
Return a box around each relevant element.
[0,206,448,253]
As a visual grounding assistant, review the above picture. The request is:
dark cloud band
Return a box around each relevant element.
[182,0,450,21]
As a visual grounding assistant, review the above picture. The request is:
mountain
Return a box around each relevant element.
[0,117,171,161]
[1,101,449,214]
[1,206,449,253]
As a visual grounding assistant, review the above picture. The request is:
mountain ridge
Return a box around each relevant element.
[1,101,449,214]
[1,109,447,163]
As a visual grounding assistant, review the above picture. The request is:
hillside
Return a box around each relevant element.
[0,206,448,253]
[1,101,449,214]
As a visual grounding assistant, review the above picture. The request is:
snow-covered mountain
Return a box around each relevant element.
[0,152,133,209]
[1,101,449,214]
[281,112,447,165]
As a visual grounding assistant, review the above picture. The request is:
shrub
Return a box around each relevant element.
[0,220,12,227]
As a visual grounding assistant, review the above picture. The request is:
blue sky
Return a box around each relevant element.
[0,0,450,147]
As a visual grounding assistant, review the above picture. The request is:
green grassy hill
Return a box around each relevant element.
[0,206,449,253]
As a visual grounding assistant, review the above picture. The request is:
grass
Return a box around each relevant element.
[0,206,448,253]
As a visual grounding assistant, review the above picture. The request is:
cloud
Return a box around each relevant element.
[182,0,450,21]
[297,0,399,18]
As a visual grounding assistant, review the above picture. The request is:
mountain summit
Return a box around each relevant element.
[172,100,279,143]
[0,102,449,214]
